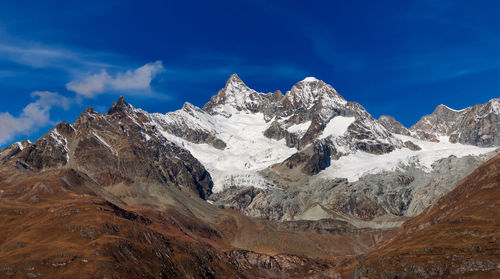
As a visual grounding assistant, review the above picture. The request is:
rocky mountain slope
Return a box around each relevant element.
[410,98,500,146]
[353,152,500,278]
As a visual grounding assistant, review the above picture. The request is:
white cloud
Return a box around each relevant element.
[66,61,164,97]
[0,91,70,145]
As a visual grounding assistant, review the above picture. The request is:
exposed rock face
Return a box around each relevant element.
[273,141,332,175]
[211,153,495,224]
[377,115,410,135]
[16,121,74,170]
[404,140,421,151]
[353,153,500,278]
[263,120,301,148]
[411,104,463,142]
[449,98,500,146]
[0,139,30,162]
[411,98,500,146]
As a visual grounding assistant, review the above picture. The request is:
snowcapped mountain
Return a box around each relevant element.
[138,74,497,194]
[1,74,497,225]
[144,74,410,191]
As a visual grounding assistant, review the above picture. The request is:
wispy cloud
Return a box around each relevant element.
[0,42,117,72]
[0,91,70,145]
[66,61,164,97]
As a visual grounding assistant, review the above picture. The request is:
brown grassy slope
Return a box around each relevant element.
[352,153,500,279]
[0,168,250,278]
[0,165,397,279]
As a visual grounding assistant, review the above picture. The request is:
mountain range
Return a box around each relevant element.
[0,74,498,278]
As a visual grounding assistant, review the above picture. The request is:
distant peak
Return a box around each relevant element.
[302,77,320,82]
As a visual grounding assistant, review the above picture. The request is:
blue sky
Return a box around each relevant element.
[1,0,499,147]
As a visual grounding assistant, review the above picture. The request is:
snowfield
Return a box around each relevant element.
[154,101,496,191]
[287,121,311,137]
[319,134,496,182]
[320,116,355,138]
[154,105,297,192]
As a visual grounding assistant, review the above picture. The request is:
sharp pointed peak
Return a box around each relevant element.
[107,96,132,115]
[116,95,128,105]
[225,73,246,88]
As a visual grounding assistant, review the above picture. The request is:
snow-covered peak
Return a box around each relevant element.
[285,78,347,112]
[301,77,320,82]
[203,74,277,115]
[224,74,255,96]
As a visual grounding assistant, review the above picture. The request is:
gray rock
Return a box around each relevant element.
[378,115,411,135]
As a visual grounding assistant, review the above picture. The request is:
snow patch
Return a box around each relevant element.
[287,121,311,137]
[320,116,355,138]
[154,110,297,192]
[16,142,24,150]
[93,132,117,156]
[302,77,319,82]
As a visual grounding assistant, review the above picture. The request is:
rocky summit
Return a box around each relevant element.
[0,74,499,278]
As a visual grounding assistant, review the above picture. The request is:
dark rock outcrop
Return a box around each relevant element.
[275,141,332,175]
